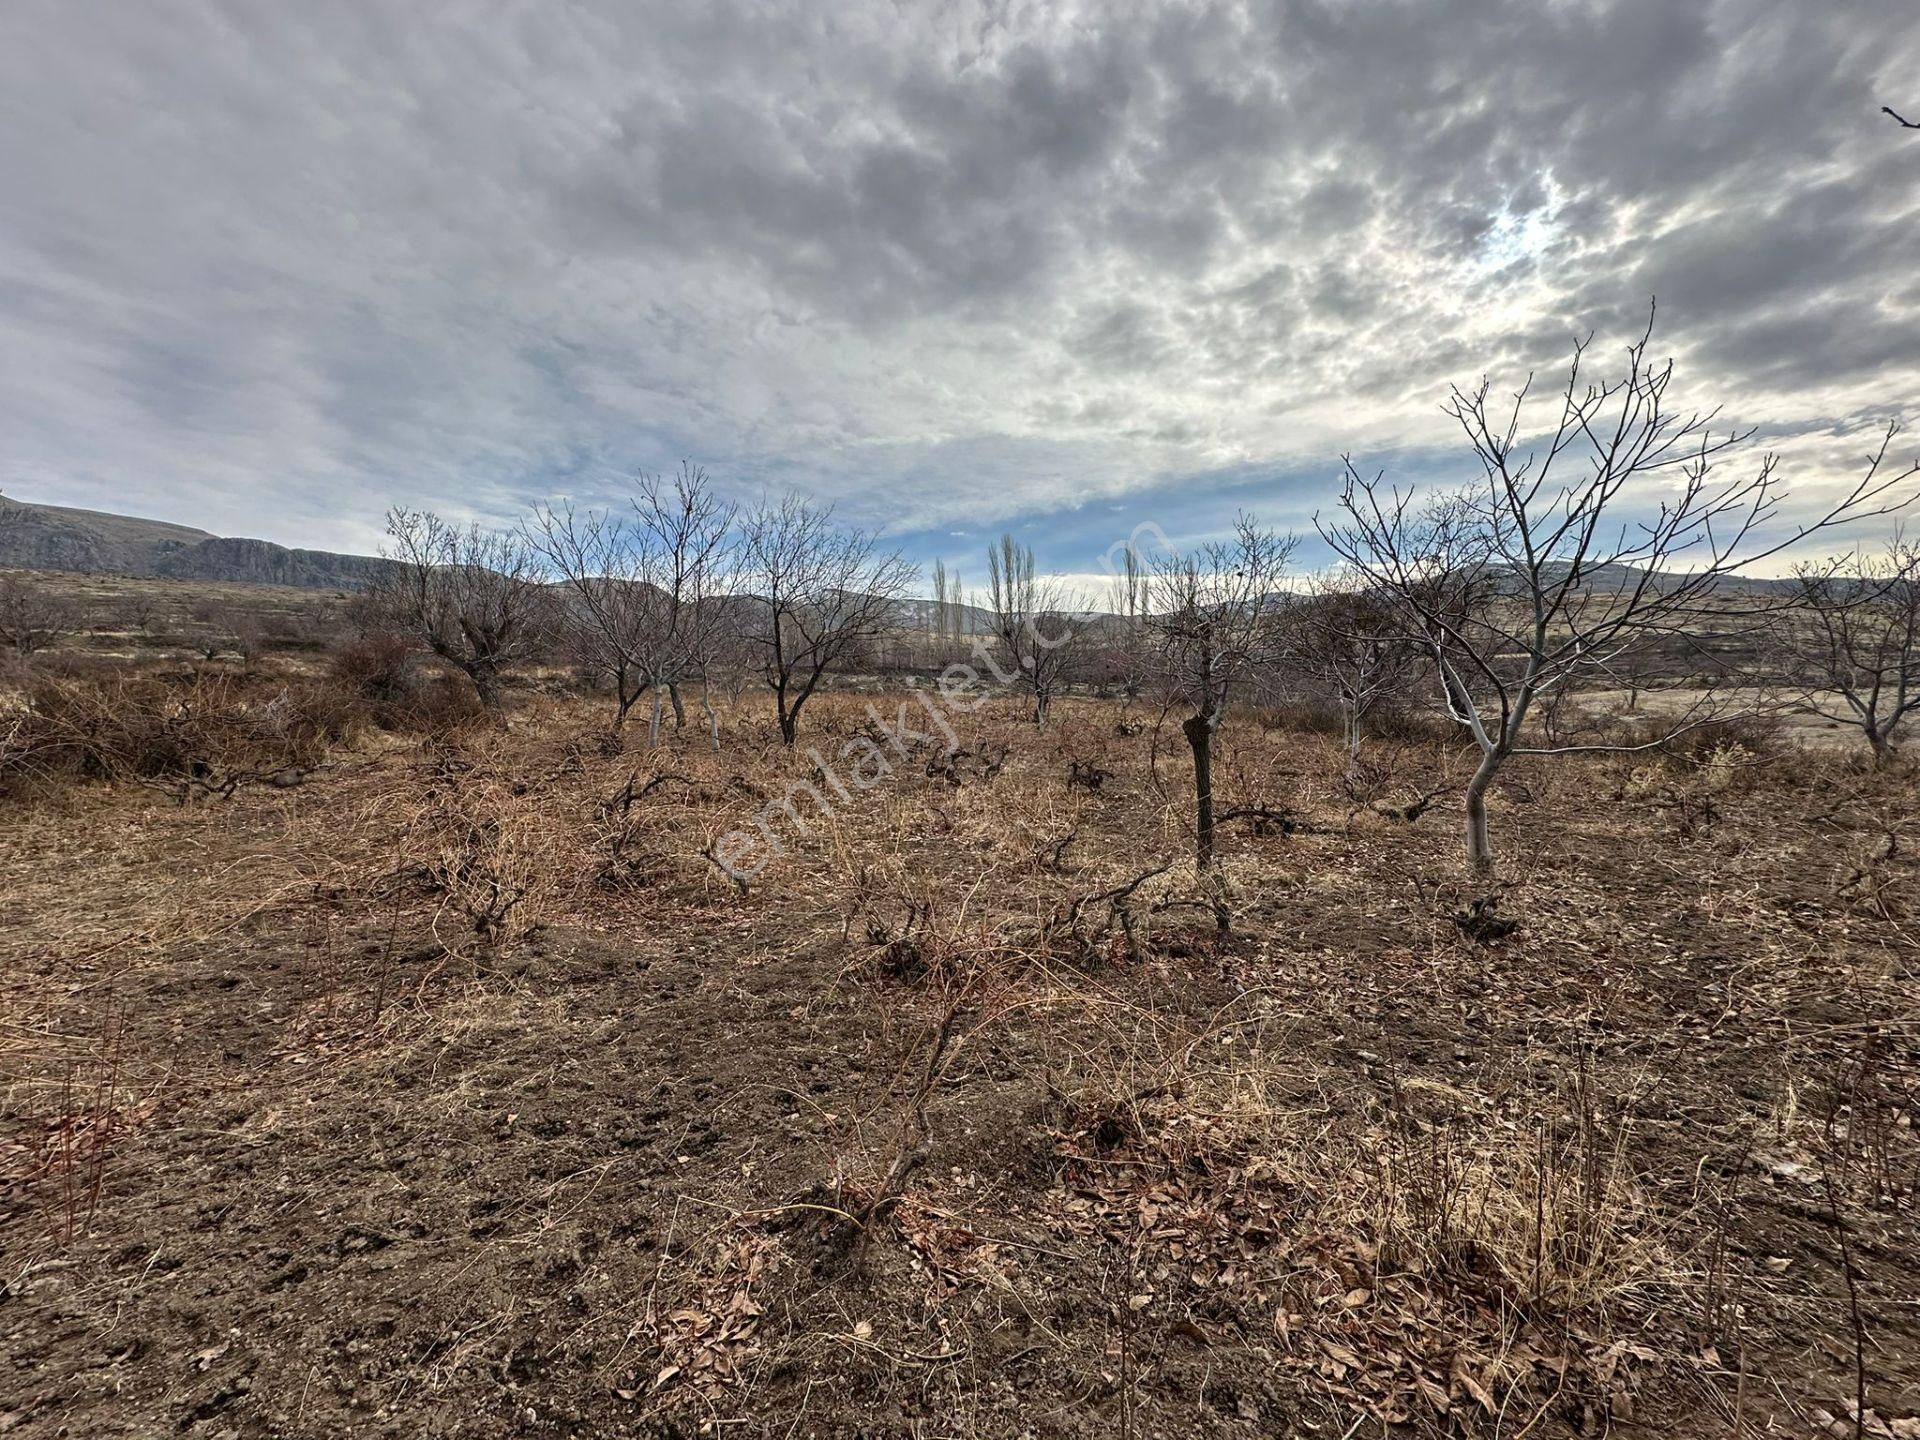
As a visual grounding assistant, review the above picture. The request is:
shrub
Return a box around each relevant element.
[0,669,339,802]
[1656,713,1782,764]
[328,633,486,734]
[330,632,419,706]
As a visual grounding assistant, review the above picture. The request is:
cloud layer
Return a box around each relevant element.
[2,0,1916,569]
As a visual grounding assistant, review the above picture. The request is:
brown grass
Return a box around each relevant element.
[0,662,1915,1437]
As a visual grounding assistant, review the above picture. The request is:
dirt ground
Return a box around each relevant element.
[2,686,1916,1438]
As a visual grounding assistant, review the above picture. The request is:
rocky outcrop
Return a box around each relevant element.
[0,496,391,590]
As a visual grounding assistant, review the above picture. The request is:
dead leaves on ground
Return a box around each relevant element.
[635,1233,774,1409]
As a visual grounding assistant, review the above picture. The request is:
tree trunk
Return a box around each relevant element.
[778,698,801,747]
[648,684,665,748]
[470,660,502,712]
[1867,728,1894,770]
[1183,713,1215,870]
[669,682,686,729]
[1463,750,1502,878]
[699,682,721,751]
[1033,690,1050,729]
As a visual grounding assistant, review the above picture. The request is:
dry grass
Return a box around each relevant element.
[1,660,1916,1437]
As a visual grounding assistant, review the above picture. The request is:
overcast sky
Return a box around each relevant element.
[2,0,1917,580]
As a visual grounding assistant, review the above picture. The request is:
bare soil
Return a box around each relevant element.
[2,687,1916,1438]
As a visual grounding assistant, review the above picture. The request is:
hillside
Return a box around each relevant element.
[0,495,391,590]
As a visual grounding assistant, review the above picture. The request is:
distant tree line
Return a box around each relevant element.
[5,312,1915,883]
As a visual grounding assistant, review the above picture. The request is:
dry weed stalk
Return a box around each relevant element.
[382,775,563,951]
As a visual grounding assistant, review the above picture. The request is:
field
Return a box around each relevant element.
[2,664,1918,1438]
[0,567,347,662]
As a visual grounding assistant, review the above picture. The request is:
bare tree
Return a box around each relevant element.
[124,594,160,638]
[0,575,77,655]
[1776,536,1920,767]
[1098,545,1151,708]
[984,533,1081,728]
[735,495,917,746]
[527,464,735,741]
[941,564,967,641]
[374,509,547,711]
[683,595,753,750]
[184,601,270,665]
[1321,313,1919,876]
[1289,579,1419,771]
[1146,516,1296,877]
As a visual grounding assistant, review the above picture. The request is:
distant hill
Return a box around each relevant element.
[0,491,1803,607]
[0,495,393,590]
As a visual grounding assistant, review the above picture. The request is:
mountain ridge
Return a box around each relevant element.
[0,493,1803,605]
[0,494,393,590]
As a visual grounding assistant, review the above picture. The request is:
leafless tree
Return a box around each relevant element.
[1884,105,1919,129]
[124,595,160,638]
[1775,536,1920,767]
[527,464,736,741]
[985,533,1081,727]
[374,508,547,711]
[1288,578,1420,771]
[930,558,970,647]
[683,597,753,750]
[185,601,270,665]
[735,495,917,746]
[0,575,77,655]
[1096,544,1152,709]
[1146,516,1296,876]
[1320,312,1919,876]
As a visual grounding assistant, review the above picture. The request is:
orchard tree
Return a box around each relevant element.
[376,508,547,711]
[1776,535,1920,767]
[736,495,916,746]
[1146,515,1295,879]
[1288,578,1419,771]
[984,533,1081,728]
[528,464,735,740]
[0,575,77,655]
[1321,313,1918,876]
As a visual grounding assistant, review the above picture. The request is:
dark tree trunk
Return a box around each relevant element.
[669,682,686,729]
[470,660,502,711]
[1183,712,1215,870]
[611,676,639,733]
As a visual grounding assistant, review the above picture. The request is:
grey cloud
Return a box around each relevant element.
[0,0,1915,555]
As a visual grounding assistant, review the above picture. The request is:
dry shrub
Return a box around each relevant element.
[329,632,487,734]
[1357,1076,1671,1318]
[842,859,967,982]
[1247,698,1462,750]
[397,777,563,948]
[0,669,347,801]
[1656,712,1782,765]
[330,630,417,704]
